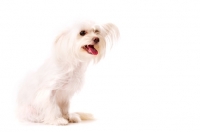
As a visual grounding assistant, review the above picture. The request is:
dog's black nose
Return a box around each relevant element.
[93,37,99,43]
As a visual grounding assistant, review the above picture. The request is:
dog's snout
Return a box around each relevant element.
[93,37,99,43]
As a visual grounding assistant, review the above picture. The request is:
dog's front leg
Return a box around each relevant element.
[38,90,69,125]
[61,101,81,123]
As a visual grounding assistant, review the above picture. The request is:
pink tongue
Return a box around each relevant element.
[87,45,98,55]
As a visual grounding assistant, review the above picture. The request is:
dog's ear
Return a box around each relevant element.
[53,30,70,61]
[54,31,68,46]
[93,23,119,64]
[101,23,120,47]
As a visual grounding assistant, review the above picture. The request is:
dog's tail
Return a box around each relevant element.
[75,112,94,120]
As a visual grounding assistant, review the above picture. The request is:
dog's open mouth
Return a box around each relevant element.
[82,45,98,55]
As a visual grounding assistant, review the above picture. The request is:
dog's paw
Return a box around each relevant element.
[45,117,69,125]
[68,113,81,123]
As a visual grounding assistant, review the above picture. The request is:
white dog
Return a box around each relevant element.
[16,20,119,125]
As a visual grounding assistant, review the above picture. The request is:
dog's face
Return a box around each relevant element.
[75,21,106,63]
[53,20,119,63]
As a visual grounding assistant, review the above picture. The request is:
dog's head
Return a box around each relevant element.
[53,20,119,63]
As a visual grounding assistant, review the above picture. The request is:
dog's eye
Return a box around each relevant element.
[80,30,86,36]
[94,30,99,33]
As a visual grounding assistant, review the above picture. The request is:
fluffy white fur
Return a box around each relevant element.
[16,20,119,125]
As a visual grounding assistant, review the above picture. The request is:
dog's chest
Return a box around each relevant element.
[55,69,85,103]
[59,66,86,91]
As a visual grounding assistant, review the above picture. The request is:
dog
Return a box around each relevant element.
[16,20,119,125]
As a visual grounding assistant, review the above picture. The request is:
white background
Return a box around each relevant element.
[0,0,200,132]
